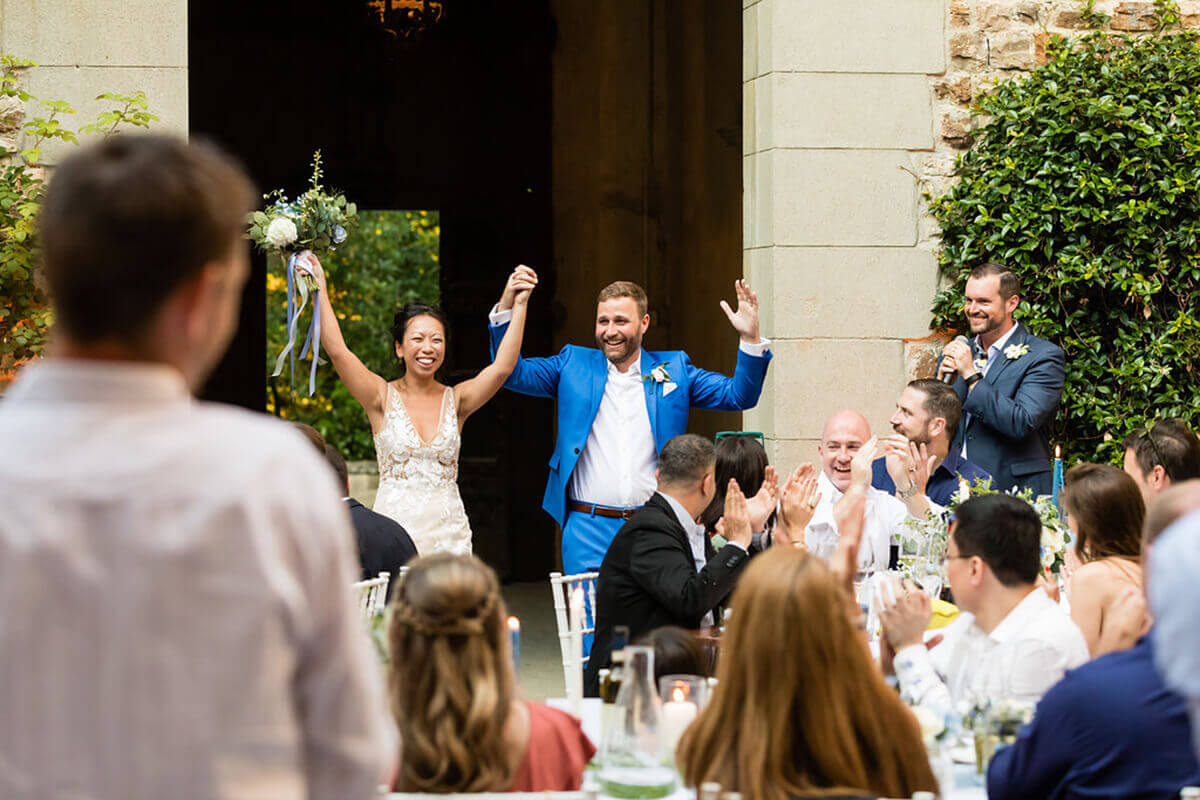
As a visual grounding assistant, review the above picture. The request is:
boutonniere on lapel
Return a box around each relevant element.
[1003,343,1031,361]
[645,363,678,396]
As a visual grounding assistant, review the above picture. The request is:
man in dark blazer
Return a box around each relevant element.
[584,434,752,696]
[939,262,1065,497]
[323,443,417,599]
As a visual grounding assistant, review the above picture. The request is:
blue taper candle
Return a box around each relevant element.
[507,616,521,676]
[1052,446,1064,513]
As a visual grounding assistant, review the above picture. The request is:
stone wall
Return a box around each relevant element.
[0,0,188,164]
[920,0,1200,224]
[744,0,1200,464]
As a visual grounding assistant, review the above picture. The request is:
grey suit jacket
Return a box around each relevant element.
[948,322,1065,497]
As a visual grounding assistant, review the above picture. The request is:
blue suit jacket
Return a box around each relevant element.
[946,322,1065,496]
[489,322,771,524]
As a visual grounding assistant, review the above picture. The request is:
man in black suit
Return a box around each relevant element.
[323,443,417,599]
[939,262,1066,496]
[584,434,753,695]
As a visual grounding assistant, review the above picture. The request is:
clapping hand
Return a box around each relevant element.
[775,463,821,548]
[498,265,539,311]
[883,435,936,496]
[848,436,878,490]
[714,478,753,549]
[719,279,761,344]
[745,465,779,534]
[877,576,933,651]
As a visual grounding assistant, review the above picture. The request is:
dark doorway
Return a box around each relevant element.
[190,0,557,579]
[189,0,743,580]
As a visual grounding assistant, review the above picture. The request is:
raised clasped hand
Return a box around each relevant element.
[719,279,760,344]
[500,265,539,311]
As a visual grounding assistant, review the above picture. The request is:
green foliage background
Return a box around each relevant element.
[0,55,156,378]
[266,209,440,461]
[929,31,1200,464]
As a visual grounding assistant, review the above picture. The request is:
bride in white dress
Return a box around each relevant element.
[301,254,536,555]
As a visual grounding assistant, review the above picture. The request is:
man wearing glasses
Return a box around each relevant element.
[878,494,1088,719]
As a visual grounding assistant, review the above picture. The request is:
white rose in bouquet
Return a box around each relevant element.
[265,217,298,248]
[1041,525,1064,552]
[1041,547,1057,569]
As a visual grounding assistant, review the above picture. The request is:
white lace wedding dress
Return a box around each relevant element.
[372,384,473,555]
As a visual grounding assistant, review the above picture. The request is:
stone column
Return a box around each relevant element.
[0,0,188,163]
[742,0,945,464]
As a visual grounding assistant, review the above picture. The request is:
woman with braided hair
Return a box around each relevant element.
[387,554,594,792]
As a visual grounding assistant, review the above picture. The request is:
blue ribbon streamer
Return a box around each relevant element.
[271,250,323,397]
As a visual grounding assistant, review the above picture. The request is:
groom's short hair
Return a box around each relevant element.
[597,281,648,317]
[658,434,716,487]
[38,134,255,341]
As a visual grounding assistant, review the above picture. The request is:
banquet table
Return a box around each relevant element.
[546,698,989,799]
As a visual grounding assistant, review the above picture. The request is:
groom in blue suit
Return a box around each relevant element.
[939,262,1065,497]
[488,268,771,575]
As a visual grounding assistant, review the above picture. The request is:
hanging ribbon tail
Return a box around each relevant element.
[271,252,300,385]
[307,289,322,397]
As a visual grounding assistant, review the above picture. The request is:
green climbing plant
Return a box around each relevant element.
[929,27,1200,464]
[0,55,156,379]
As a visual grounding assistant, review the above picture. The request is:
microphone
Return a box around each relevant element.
[940,335,972,384]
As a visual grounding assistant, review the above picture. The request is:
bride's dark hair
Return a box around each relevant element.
[391,303,451,377]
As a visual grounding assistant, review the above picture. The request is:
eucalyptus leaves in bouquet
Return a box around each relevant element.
[903,479,1072,577]
[247,151,359,395]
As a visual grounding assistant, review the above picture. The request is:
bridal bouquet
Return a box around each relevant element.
[247,151,358,396]
[902,479,1071,576]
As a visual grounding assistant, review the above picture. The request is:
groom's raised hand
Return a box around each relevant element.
[719,279,761,344]
[497,265,538,312]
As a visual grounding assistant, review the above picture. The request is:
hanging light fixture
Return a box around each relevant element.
[367,0,445,39]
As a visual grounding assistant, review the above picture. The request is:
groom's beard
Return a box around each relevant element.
[597,332,642,365]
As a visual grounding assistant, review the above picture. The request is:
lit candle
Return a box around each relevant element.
[507,616,521,676]
[659,683,699,759]
[569,587,584,714]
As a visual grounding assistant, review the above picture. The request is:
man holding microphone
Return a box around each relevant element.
[939,262,1065,496]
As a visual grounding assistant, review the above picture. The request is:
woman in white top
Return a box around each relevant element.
[302,254,536,554]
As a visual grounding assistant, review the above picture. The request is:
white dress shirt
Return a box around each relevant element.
[490,306,770,508]
[0,361,395,800]
[962,322,1020,458]
[570,353,659,508]
[894,585,1089,717]
[804,471,929,573]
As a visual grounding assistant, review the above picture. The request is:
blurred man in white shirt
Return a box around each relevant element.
[879,493,1088,717]
[0,135,393,800]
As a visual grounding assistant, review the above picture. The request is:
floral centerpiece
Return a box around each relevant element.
[247,151,358,396]
[902,479,1072,579]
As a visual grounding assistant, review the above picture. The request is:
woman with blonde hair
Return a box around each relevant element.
[387,553,594,792]
[1062,462,1146,655]
[676,546,937,800]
